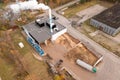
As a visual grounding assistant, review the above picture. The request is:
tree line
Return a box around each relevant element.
[0,0,70,5]
[79,0,120,3]
[0,0,120,3]
[100,0,120,3]
[0,0,71,8]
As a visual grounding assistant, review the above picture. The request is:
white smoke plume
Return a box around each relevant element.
[9,0,53,33]
[9,0,50,13]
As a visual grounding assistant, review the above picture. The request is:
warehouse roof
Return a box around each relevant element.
[23,18,66,43]
[92,3,120,29]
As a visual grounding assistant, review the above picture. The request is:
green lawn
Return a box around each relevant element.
[83,20,97,33]
[0,3,5,9]
[76,20,97,36]
[63,1,98,18]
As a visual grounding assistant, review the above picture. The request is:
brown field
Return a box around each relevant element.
[0,29,52,80]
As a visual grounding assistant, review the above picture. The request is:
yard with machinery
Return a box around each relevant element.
[60,68,76,80]
[41,33,103,78]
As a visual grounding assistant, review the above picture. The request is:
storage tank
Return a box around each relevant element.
[76,59,97,73]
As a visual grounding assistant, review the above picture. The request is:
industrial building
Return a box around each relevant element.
[90,4,120,36]
[23,17,67,45]
[17,0,67,56]
[22,16,67,56]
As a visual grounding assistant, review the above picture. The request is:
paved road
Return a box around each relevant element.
[52,10,120,80]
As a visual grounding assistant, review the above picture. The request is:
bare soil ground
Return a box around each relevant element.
[55,33,80,51]
[41,33,97,66]
[66,43,98,66]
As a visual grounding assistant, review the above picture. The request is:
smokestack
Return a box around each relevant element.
[49,8,53,33]
[10,0,53,33]
[16,0,18,3]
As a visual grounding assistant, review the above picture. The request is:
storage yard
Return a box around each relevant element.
[55,33,98,66]
[41,33,103,75]
[55,33,80,50]
[66,43,98,66]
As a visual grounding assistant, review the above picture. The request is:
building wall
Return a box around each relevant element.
[90,19,117,36]
[113,27,120,36]
[51,28,67,41]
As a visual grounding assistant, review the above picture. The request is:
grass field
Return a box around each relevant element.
[0,29,53,80]
[0,57,15,80]
[0,3,5,9]
[10,30,31,56]
[63,0,98,18]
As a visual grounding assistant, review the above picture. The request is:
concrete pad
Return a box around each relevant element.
[89,30,99,37]
[76,4,106,24]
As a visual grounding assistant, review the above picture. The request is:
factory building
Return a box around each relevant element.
[90,4,120,36]
[22,17,67,45]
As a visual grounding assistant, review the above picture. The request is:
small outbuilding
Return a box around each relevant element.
[90,4,120,36]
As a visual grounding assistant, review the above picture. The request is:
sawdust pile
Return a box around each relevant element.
[66,43,98,66]
[55,33,79,50]
[41,32,98,66]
